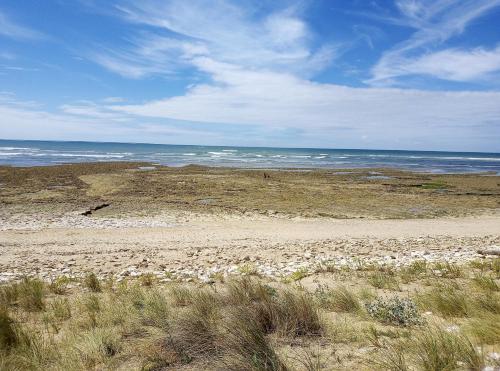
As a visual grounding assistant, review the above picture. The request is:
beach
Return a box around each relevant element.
[1,162,499,281]
[2,162,500,369]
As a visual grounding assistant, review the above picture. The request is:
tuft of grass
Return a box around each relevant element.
[48,276,71,295]
[139,273,156,287]
[0,284,19,307]
[173,290,221,358]
[466,313,500,344]
[315,285,361,313]
[368,271,400,291]
[371,342,409,371]
[472,293,500,314]
[400,260,428,283]
[432,262,463,279]
[472,273,499,292]
[275,290,322,337]
[170,285,193,307]
[226,278,321,337]
[50,297,72,321]
[222,306,288,371]
[84,273,102,293]
[67,327,121,369]
[77,294,101,329]
[327,317,361,344]
[0,306,18,351]
[413,326,484,371]
[417,283,469,317]
[288,268,309,282]
[141,289,169,329]
[18,277,45,312]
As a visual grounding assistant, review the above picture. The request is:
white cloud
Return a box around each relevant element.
[0,11,45,40]
[106,58,500,151]
[89,0,335,78]
[368,0,500,85]
[398,46,500,81]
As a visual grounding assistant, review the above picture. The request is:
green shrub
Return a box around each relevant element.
[366,297,423,326]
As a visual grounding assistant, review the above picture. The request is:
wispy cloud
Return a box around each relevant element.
[368,0,500,85]
[88,0,336,78]
[0,10,45,40]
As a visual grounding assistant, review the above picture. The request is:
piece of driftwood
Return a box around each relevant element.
[477,247,500,256]
[81,203,110,216]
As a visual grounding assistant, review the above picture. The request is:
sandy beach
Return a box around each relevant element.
[1,162,499,282]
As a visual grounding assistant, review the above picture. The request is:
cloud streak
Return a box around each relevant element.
[368,0,500,85]
[0,10,45,40]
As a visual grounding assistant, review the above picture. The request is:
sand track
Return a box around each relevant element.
[1,214,499,281]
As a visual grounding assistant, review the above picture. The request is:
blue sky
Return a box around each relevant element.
[1,0,500,151]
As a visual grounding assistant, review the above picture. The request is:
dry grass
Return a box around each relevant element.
[0,260,499,370]
[314,285,361,313]
[417,282,470,317]
[83,273,102,293]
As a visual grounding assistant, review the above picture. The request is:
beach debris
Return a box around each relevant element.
[477,246,500,256]
[81,203,111,216]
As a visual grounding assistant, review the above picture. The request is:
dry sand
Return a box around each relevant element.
[1,212,499,282]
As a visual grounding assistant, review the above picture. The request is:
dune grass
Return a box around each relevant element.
[0,259,499,370]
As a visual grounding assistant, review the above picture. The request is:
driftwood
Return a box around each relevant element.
[81,203,110,216]
[477,247,500,256]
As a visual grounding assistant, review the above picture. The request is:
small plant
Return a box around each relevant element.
[432,262,463,279]
[275,290,322,337]
[238,263,260,276]
[368,271,400,291]
[141,290,169,329]
[315,285,361,313]
[48,276,71,295]
[366,297,423,326]
[0,306,18,350]
[0,284,19,307]
[417,283,469,317]
[400,260,428,283]
[413,326,484,371]
[84,273,102,293]
[472,273,499,292]
[139,273,156,287]
[288,268,309,282]
[466,313,500,344]
[222,306,287,370]
[18,277,45,312]
[170,285,193,307]
[50,297,72,321]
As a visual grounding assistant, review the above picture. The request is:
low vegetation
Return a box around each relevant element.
[0,259,499,370]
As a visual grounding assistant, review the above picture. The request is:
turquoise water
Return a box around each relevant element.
[1,139,499,174]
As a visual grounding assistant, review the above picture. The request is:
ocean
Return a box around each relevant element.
[1,139,499,174]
